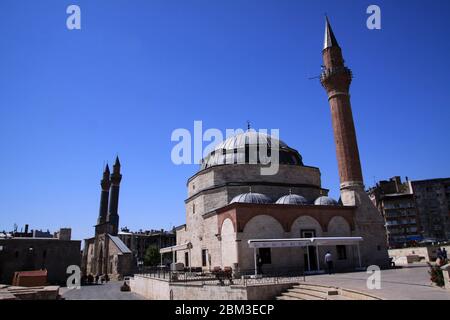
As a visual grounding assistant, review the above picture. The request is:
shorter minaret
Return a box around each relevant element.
[96,164,111,234]
[107,156,122,235]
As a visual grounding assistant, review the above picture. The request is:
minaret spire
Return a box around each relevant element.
[323,16,339,50]
[107,156,122,235]
[114,155,120,168]
[96,162,111,228]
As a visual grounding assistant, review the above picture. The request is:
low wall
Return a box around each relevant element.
[442,264,450,291]
[130,275,171,300]
[130,275,294,300]
[169,283,247,300]
[389,246,450,263]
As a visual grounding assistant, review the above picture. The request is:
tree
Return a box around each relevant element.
[144,246,160,266]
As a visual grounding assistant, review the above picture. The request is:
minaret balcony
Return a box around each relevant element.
[320,66,353,83]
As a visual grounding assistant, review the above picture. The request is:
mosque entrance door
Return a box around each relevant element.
[304,247,317,271]
[301,230,317,271]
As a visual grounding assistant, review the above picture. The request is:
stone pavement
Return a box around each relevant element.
[61,281,144,300]
[60,264,450,300]
[305,263,450,300]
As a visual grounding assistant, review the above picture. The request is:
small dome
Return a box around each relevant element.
[230,192,272,204]
[276,194,308,205]
[314,196,338,206]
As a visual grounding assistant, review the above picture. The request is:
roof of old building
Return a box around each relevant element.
[276,194,308,205]
[200,130,303,170]
[230,192,272,205]
[109,235,131,254]
[14,270,47,277]
[314,196,338,206]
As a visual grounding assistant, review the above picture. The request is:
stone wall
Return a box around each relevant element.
[237,213,356,272]
[108,237,133,278]
[341,186,390,268]
[130,275,294,300]
[176,204,359,273]
[187,164,322,199]
[0,239,81,285]
[130,275,171,300]
[81,238,95,276]
[221,219,237,268]
[186,164,325,216]
[389,245,450,263]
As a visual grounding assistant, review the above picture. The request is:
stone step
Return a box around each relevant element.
[276,295,298,300]
[287,288,329,300]
[294,285,339,296]
[292,284,339,296]
[281,291,325,300]
[339,288,381,300]
[0,293,17,300]
[326,294,352,300]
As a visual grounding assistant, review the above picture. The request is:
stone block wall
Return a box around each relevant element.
[0,239,81,285]
[130,275,295,300]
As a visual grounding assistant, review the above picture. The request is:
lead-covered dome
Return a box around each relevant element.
[276,194,308,205]
[230,192,272,204]
[314,196,338,206]
[201,130,303,170]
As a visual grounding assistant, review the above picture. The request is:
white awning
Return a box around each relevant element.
[312,237,363,246]
[248,237,363,248]
[159,242,192,254]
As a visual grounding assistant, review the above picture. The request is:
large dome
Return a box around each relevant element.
[276,194,308,205]
[230,192,272,204]
[201,130,303,170]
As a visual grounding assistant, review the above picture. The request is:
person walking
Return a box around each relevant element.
[256,254,263,275]
[324,251,334,275]
[437,248,444,260]
[442,248,448,260]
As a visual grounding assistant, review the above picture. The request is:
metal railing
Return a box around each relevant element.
[135,266,306,287]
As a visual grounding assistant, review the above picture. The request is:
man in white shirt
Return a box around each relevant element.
[324,251,334,275]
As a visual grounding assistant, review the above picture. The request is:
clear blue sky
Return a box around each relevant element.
[1,0,449,241]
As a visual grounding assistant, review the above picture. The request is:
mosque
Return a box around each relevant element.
[167,18,389,275]
[81,157,133,280]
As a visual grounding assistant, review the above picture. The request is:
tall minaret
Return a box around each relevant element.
[320,17,388,267]
[320,17,363,190]
[107,156,122,235]
[96,164,111,230]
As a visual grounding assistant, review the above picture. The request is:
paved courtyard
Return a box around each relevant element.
[305,263,450,300]
[61,281,144,300]
[60,264,449,300]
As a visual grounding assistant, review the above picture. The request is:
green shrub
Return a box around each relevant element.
[427,262,444,287]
